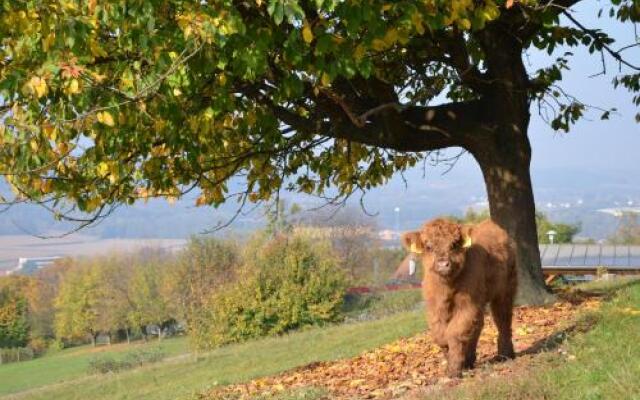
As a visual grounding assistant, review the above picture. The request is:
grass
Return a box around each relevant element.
[342,288,423,321]
[0,337,189,396]
[1,309,425,400]
[6,280,638,400]
[421,278,640,400]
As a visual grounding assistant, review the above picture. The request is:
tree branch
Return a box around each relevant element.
[270,98,489,153]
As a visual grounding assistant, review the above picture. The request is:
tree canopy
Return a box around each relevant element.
[1,0,637,227]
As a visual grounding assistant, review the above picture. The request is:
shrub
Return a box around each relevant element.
[168,237,241,334]
[192,234,348,349]
[0,347,34,364]
[27,337,49,356]
[87,346,166,374]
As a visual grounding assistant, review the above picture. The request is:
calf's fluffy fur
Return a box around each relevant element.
[402,218,517,377]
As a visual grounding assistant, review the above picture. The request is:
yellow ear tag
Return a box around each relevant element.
[410,243,422,254]
[462,235,473,249]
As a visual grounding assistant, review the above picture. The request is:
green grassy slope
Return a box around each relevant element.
[2,310,424,400]
[427,280,640,400]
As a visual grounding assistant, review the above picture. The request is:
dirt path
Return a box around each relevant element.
[204,293,601,399]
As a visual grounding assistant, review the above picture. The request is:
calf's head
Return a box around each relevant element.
[402,218,473,279]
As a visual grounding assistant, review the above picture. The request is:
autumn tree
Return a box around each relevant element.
[28,260,72,341]
[127,259,174,341]
[608,212,640,245]
[1,1,639,303]
[54,262,106,345]
[536,212,580,244]
[297,207,380,283]
[166,237,240,336]
[455,208,579,244]
[0,276,31,348]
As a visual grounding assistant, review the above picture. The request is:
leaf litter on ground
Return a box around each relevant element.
[202,293,601,400]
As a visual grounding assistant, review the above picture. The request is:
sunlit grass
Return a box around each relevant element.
[2,310,424,400]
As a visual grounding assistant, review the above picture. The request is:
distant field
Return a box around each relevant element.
[0,235,186,272]
[0,311,425,400]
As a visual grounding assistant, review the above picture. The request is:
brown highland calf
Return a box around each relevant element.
[402,218,517,377]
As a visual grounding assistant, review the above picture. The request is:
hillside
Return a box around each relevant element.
[2,280,638,400]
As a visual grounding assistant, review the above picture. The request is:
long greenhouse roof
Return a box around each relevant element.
[540,244,640,272]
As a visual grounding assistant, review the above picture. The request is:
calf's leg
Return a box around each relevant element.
[463,318,484,369]
[445,307,484,377]
[490,296,515,359]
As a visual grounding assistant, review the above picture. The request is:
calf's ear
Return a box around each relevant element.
[461,225,474,249]
[402,231,424,253]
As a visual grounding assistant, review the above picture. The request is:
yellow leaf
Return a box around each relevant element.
[97,111,115,127]
[411,12,425,35]
[57,142,70,155]
[89,40,107,57]
[30,140,39,151]
[183,25,193,39]
[66,79,80,95]
[29,76,48,98]
[320,72,331,86]
[41,179,53,194]
[371,39,386,52]
[246,110,257,126]
[383,28,399,46]
[42,33,56,51]
[457,18,471,30]
[223,115,234,128]
[354,45,366,61]
[43,125,57,141]
[60,0,77,11]
[88,0,98,13]
[91,71,107,83]
[173,88,182,96]
[195,194,207,206]
[96,162,110,177]
[302,23,314,44]
[86,196,101,212]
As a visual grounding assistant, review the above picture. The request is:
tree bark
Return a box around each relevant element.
[469,121,554,305]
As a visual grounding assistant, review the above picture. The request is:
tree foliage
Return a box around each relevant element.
[0,276,31,348]
[453,208,579,244]
[166,236,240,338]
[0,0,637,226]
[194,234,347,348]
[608,212,640,245]
[535,212,580,244]
[53,262,105,343]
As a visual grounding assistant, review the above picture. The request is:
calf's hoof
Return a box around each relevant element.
[446,366,463,379]
[496,349,515,361]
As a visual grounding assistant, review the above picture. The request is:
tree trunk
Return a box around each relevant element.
[470,120,554,305]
